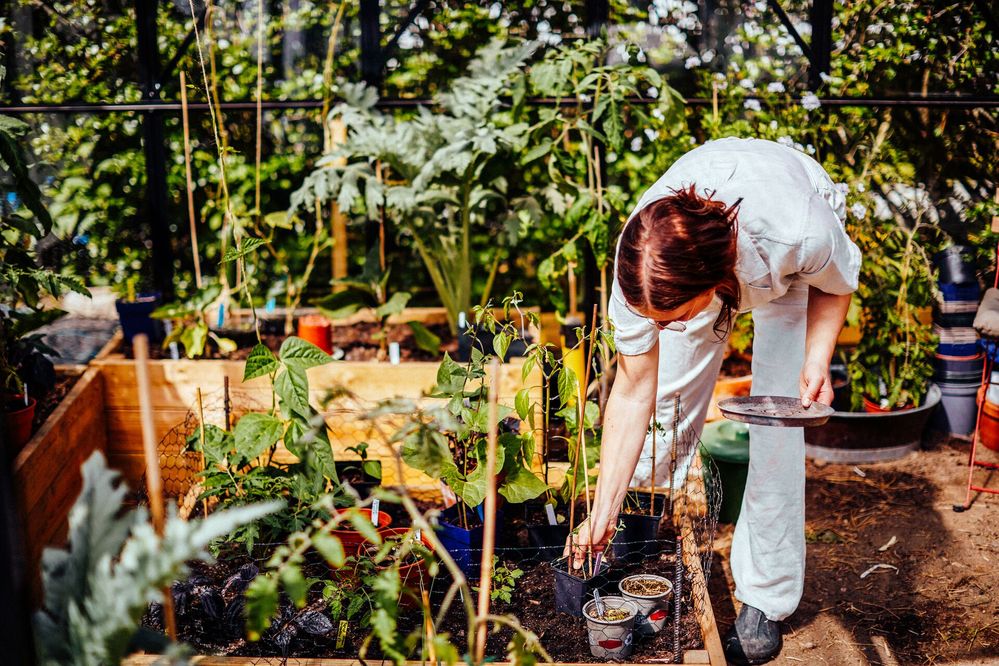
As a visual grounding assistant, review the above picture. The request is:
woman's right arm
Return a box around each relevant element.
[566,343,660,570]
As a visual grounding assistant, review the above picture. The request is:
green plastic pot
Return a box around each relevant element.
[699,420,750,524]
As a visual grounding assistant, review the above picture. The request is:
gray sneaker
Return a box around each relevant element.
[722,604,783,665]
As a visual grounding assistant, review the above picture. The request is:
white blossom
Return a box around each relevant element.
[801,93,821,111]
[744,99,762,112]
[850,203,868,219]
[739,78,755,90]
[644,128,659,141]
[647,86,659,98]
[701,49,716,63]
[806,144,815,154]
[835,182,849,196]
[684,56,701,69]
[630,137,643,151]
[766,81,785,93]
[769,120,779,130]
[777,136,794,147]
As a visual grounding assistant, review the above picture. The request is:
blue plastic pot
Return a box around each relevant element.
[115,293,164,344]
[436,504,503,580]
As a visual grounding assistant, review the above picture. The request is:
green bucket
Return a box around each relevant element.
[700,420,750,524]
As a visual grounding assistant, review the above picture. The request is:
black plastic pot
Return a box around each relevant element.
[552,556,609,616]
[934,246,978,285]
[527,523,571,561]
[334,460,382,499]
[115,293,164,344]
[830,364,852,412]
[611,491,666,564]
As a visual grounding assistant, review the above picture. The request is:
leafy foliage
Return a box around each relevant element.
[151,280,236,358]
[34,451,280,665]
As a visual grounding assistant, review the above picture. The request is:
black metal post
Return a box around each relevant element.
[585,0,609,37]
[809,0,833,91]
[135,0,174,300]
[359,0,382,88]
[0,425,34,665]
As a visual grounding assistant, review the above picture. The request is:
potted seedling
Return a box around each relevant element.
[335,442,382,499]
[357,526,436,600]
[331,502,393,554]
[619,574,673,635]
[114,275,163,345]
[582,594,639,659]
[612,420,668,565]
[1,309,60,454]
[524,494,570,560]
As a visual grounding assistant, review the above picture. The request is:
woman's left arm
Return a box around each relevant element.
[800,286,852,407]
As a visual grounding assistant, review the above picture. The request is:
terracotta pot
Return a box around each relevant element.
[979,400,999,453]
[297,314,333,354]
[357,527,434,606]
[862,396,915,413]
[330,508,392,555]
[4,395,36,457]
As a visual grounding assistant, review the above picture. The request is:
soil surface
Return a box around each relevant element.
[32,373,79,431]
[709,435,999,665]
[128,322,455,362]
[143,502,704,661]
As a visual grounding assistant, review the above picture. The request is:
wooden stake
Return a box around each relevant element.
[649,421,657,517]
[179,71,202,288]
[567,261,578,317]
[254,0,263,220]
[669,392,680,517]
[223,375,231,430]
[474,359,501,663]
[197,387,208,517]
[134,335,177,640]
[578,305,600,574]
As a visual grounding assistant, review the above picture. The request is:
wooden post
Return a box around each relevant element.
[133,334,177,640]
[329,119,349,288]
[474,359,501,663]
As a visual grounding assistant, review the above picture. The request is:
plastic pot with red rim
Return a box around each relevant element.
[330,508,393,554]
[583,596,638,659]
[862,396,916,413]
[297,314,333,354]
[4,394,36,457]
[618,574,673,635]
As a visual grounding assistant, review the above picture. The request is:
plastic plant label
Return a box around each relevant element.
[545,503,557,526]
[388,341,401,365]
[216,303,225,328]
[415,528,421,541]
[371,499,380,525]
[336,620,348,649]
[265,297,277,313]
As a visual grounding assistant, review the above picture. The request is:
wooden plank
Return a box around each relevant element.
[682,535,725,666]
[12,366,109,604]
[127,659,686,666]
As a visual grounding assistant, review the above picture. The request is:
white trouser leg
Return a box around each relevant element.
[630,300,728,489]
[731,284,808,621]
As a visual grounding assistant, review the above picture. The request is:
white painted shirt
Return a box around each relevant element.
[610,137,862,356]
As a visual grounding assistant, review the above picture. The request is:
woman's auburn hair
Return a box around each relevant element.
[617,184,742,339]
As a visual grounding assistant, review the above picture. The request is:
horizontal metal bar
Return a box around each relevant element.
[969,486,999,494]
[0,95,996,115]
[971,460,999,470]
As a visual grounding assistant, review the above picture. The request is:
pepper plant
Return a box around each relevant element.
[289,39,540,334]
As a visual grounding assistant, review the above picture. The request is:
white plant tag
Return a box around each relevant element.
[371,498,380,525]
[545,503,557,526]
[388,341,401,365]
[415,528,421,541]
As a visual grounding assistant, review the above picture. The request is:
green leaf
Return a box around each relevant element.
[280,564,309,608]
[407,321,441,354]
[514,388,532,422]
[316,290,367,320]
[213,335,238,355]
[275,365,311,418]
[187,424,233,466]
[400,427,453,478]
[521,138,552,164]
[243,344,279,381]
[347,511,382,545]
[374,291,411,319]
[221,237,267,263]
[433,352,466,395]
[498,465,548,504]
[362,460,383,480]
[279,336,333,370]
[493,331,511,360]
[185,320,209,358]
[232,413,285,463]
[313,532,346,568]
[245,573,280,639]
[557,366,580,407]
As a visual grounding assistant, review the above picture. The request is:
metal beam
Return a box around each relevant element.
[586,0,609,38]
[160,4,209,88]
[766,0,813,62]
[135,0,175,300]
[381,0,431,68]
[359,0,382,87]
[809,0,833,90]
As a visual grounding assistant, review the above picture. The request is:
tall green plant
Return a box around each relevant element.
[290,39,538,333]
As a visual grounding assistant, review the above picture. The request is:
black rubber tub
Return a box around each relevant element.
[804,385,941,463]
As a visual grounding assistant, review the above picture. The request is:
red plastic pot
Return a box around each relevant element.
[297,315,333,354]
[357,527,434,593]
[862,396,916,413]
[330,508,393,554]
[4,395,36,457]
[979,400,999,453]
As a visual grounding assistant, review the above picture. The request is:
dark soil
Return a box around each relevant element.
[126,322,455,362]
[32,373,80,431]
[621,576,671,597]
[143,501,705,661]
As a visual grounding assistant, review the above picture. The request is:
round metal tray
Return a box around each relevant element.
[717,396,835,427]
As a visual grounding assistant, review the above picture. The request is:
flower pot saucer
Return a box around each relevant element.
[718,396,834,427]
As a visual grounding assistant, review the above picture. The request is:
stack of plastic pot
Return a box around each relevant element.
[931,246,982,436]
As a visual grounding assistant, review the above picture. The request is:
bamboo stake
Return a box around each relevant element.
[254,0,263,220]
[474,358,501,663]
[223,376,232,430]
[669,392,680,516]
[179,71,202,288]
[133,335,177,640]
[423,589,437,666]
[567,261,578,317]
[197,387,208,517]
[578,305,599,574]
[649,421,657,516]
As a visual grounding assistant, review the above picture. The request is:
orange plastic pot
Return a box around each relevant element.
[4,395,36,457]
[297,314,333,354]
[330,508,393,554]
[357,527,434,592]
[979,401,999,453]
[862,396,915,413]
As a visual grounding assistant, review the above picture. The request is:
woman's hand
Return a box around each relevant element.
[563,512,619,571]
[799,358,834,408]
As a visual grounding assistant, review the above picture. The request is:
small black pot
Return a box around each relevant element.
[830,364,852,412]
[116,293,164,344]
[334,460,382,499]
[552,556,609,616]
[612,491,666,565]
[527,523,571,561]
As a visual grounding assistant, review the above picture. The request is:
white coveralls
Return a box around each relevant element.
[609,137,861,621]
